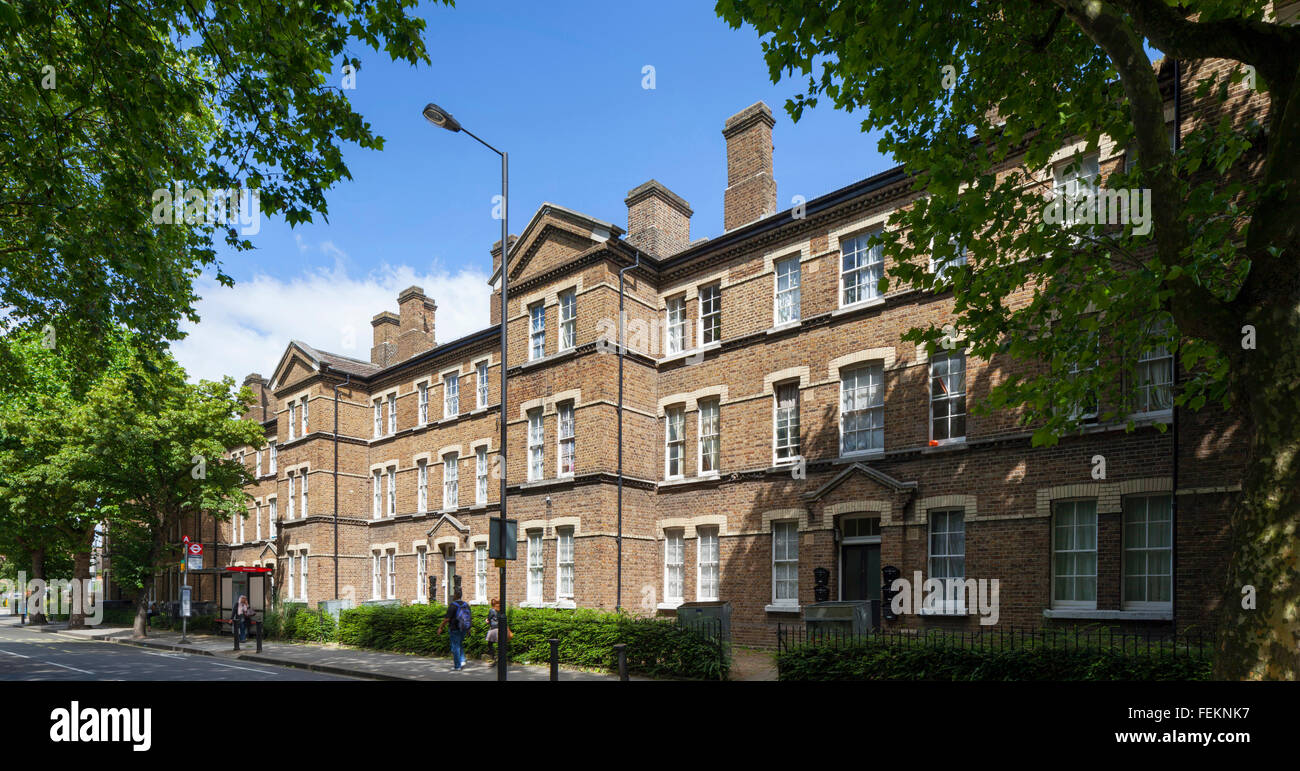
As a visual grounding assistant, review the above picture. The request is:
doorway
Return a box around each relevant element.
[841,544,881,601]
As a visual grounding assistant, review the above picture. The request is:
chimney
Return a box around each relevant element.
[491,234,519,283]
[624,180,692,256]
[370,311,399,367]
[397,286,437,360]
[722,101,777,231]
[242,373,269,421]
[489,234,518,327]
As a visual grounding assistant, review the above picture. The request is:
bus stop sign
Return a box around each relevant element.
[488,517,517,560]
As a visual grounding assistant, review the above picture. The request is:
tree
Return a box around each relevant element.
[716,0,1299,679]
[70,346,265,636]
[0,0,446,374]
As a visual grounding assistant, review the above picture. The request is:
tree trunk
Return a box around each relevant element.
[27,547,46,625]
[132,529,166,638]
[1214,303,1300,680]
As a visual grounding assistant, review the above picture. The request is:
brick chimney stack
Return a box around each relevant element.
[624,180,692,257]
[722,101,777,231]
[397,285,437,360]
[371,311,399,367]
[489,235,518,326]
[242,373,269,421]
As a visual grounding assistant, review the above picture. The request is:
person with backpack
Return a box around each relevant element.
[436,588,472,671]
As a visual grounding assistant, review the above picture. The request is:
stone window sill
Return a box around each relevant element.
[1042,608,1172,621]
[765,604,801,614]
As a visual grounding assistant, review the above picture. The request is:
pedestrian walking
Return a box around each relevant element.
[436,588,472,670]
[235,595,252,642]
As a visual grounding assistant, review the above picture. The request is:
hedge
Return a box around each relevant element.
[777,637,1210,681]
[267,602,728,680]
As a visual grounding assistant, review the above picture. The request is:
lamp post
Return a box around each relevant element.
[422,103,510,682]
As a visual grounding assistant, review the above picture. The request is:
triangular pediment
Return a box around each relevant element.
[802,463,917,502]
[492,204,623,287]
[426,512,469,537]
[270,341,322,392]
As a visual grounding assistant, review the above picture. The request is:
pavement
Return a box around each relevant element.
[0,615,625,681]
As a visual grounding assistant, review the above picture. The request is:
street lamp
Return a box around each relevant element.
[421,102,510,682]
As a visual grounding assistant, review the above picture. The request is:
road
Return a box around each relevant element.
[0,621,352,681]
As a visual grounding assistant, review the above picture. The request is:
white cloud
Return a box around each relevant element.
[173,252,492,384]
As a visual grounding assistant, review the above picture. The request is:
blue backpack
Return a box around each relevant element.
[454,601,472,632]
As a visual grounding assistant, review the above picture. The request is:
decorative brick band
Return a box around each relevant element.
[1035,476,1171,517]
[913,494,978,523]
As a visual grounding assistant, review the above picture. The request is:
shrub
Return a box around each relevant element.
[777,636,1210,681]
[334,603,728,680]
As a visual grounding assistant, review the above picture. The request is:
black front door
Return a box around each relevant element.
[842,544,881,601]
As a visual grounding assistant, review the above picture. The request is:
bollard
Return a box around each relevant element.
[549,638,559,682]
[614,643,628,682]
[256,620,263,653]
[233,618,240,651]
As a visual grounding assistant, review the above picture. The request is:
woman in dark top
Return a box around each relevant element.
[485,598,501,660]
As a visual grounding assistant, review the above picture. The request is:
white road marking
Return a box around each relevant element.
[0,646,93,674]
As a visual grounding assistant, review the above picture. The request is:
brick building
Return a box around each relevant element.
[193,59,1256,647]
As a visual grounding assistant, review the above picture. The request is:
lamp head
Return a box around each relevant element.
[422,103,462,133]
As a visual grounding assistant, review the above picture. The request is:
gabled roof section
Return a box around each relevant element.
[256,542,277,559]
[426,512,469,537]
[801,463,918,502]
[489,202,624,287]
[270,339,379,391]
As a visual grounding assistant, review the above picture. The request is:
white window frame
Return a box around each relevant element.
[299,468,308,518]
[527,409,544,481]
[1122,494,1173,610]
[1053,153,1100,239]
[699,283,721,346]
[371,552,381,599]
[372,470,382,519]
[476,446,488,505]
[929,351,966,444]
[476,361,489,408]
[557,402,575,477]
[771,521,799,608]
[418,382,429,425]
[287,555,296,601]
[529,303,546,361]
[417,460,428,513]
[444,373,459,418]
[1134,339,1173,416]
[527,530,544,604]
[255,450,262,478]
[475,543,488,601]
[665,295,686,355]
[557,527,574,601]
[416,547,428,602]
[287,402,296,441]
[930,238,968,281]
[774,256,801,325]
[386,466,396,517]
[698,399,720,475]
[773,382,801,464]
[386,550,396,600]
[387,393,396,435]
[1052,499,1099,610]
[255,503,262,541]
[269,442,277,474]
[928,509,966,614]
[697,527,719,602]
[443,452,458,510]
[299,552,308,602]
[287,474,295,520]
[664,405,685,480]
[840,364,884,455]
[664,530,684,605]
[559,290,576,351]
[267,497,277,539]
[839,231,884,307]
[373,398,382,438]
[300,397,309,436]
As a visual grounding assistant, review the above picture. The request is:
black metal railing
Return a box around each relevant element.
[777,623,1214,659]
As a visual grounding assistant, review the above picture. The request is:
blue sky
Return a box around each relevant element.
[176,0,892,383]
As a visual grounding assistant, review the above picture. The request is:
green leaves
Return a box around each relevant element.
[0,0,446,376]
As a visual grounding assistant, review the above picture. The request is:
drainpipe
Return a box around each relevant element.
[333,370,352,601]
[616,247,642,613]
[1170,58,1181,625]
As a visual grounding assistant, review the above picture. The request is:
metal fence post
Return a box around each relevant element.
[233,618,240,651]
[256,620,263,653]
[614,643,627,682]
[549,638,559,682]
